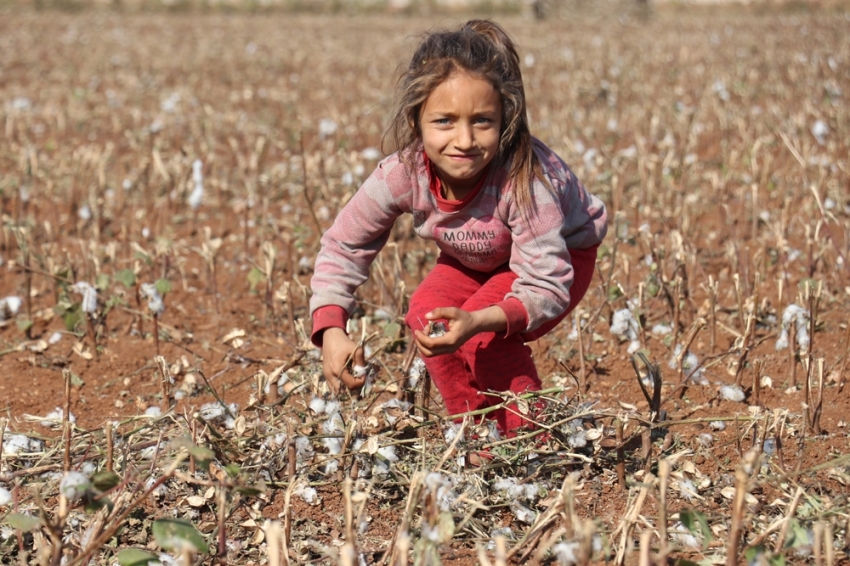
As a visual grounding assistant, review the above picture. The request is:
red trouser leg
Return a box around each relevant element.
[405,245,599,435]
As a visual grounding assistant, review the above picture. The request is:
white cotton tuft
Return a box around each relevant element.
[318,118,337,139]
[679,478,699,501]
[374,445,398,475]
[776,304,809,351]
[295,485,318,504]
[40,407,75,428]
[554,541,580,565]
[651,323,672,335]
[709,421,726,431]
[408,357,426,388]
[189,159,204,210]
[78,204,92,221]
[2,434,44,455]
[811,120,829,144]
[719,385,745,402]
[0,487,12,506]
[145,406,162,418]
[60,471,91,500]
[361,147,381,160]
[610,309,639,341]
[308,397,326,415]
[0,296,23,320]
[73,282,98,313]
[669,345,706,384]
[140,283,165,315]
[424,472,456,511]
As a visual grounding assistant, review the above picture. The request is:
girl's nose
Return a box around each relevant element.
[455,123,474,149]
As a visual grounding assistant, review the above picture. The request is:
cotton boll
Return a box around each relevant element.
[568,430,587,449]
[361,147,381,160]
[318,118,337,139]
[0,296,22,320]
[145,406,162,418]
[709,421,726,431]
[295,486,319,505]
[295,436,315,464]
[811,120,829,144]
[374,446,398,475]
[671,521,700,548]
[424,472,457,511]
[60,471,91,500]
[777,304,810,350]
[408,357,426,388]
[0,487,12,506]
[679,478,699,501]
[428,322,447,337]
[651,323,672,335]
[140,283,165,315]
[73,282,98,314]
[3,434,43,455]
[510,501,537,524]
[610,309,639,341]
[78,204,92,221]
[341,172,354,186]
[554,541,580,565]
[698,433,713,446]
[486,527,514,550]
[48,331,63,345]
[198,403,226,421]
[188,159,204,210]
[308,397,326,415]
[719,385,745,403]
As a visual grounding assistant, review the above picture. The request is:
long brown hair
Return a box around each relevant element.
[384,20,546,216]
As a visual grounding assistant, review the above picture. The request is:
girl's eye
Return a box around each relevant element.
[475,117,493,124]
[435,118,451,125]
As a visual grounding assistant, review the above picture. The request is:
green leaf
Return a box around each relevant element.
[16,319,33,332]
[4,513,39,532]
[61,303,84,333]
[134,251,152,266]
[84,494,112,513]
[383,322,401,340]
[95,273,111,291]
[224,464,241,478]
[154,279,172,297]
[114,269,137,289]
[234,482,265,497]
[246,267,265,291]
[91,470,121,492]
[679,508,713,549]
[71,372,85,387]
[172,437,214,464]
[608,285,623,301]
[784,518,810,549]
[151,518,209,554]
[116,548,160,566]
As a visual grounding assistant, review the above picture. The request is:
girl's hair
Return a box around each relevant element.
[385,20,546,215]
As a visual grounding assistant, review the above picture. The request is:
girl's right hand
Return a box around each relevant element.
[321,327,367,393]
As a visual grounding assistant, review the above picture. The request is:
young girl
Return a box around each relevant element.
[309,20,607,436]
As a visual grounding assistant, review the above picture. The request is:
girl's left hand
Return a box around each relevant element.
[413,307,477,357]
[413,305,507,357]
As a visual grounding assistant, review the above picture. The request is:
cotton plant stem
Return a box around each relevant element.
[726,466,750,566]
[615,419,626,491]
[63,369,72,472]
[614,473,655,566]
[105,421,114,473]
[658,459,670,559]
[773,487,805,552]
[575,312,587,392]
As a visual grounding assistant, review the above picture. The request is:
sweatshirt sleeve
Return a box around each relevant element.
[503,153,608,334]
[309,156,412,329]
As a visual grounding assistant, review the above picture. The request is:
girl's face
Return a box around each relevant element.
[419,72,502,198]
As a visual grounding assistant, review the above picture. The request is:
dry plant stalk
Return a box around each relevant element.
[614,472,655,566]
[658,459,671,559]
[105,421,114,473]
[726,467,749,565]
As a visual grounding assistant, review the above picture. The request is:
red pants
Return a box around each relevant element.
[404,245,598,434]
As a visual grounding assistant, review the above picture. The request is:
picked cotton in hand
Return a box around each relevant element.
[428,321,447,337]
[775,304,809,351]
